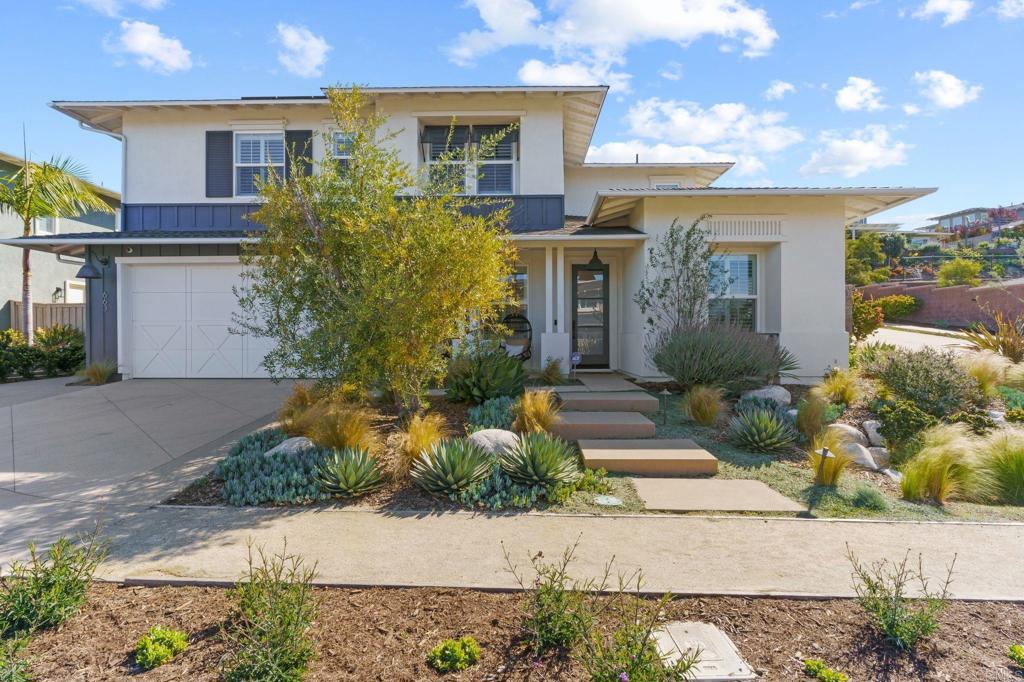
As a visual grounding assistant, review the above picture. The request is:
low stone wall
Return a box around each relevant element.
[858,280,1024,329]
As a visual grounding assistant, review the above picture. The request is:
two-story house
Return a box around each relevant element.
[2,86,934,381]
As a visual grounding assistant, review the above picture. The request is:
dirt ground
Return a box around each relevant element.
[19,583,1024,681]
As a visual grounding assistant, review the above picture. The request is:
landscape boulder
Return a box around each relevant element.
[862,420,885,447]
[468,429,520,456]
[841,443,878,470]
[825,423,869,448]
[264,436,315,457]
[741,385,791,406]
[868,446,891,469]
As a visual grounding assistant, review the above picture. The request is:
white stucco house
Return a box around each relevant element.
[1,85,934,382]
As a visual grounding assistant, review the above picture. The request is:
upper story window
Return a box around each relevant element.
[421,124,518,195]
[709,254,757,330]
[235,133,284,196]
[331,131,354,172]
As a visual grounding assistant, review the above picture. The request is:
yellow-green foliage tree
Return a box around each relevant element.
[237,87,516,412]
[937,257,982,287]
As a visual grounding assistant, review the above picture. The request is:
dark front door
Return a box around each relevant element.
[571,263,610,368]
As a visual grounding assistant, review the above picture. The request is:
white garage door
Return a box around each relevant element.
[126,263,273,378]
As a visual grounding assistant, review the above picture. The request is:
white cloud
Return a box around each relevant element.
[801,125,910,177]
[914,69,981,108]
[275,24,331,78]
[998,0,1024,18]
[903,103,922,115]
[585,140,764,177]
[450,0,778,90]
[75,0,165,17]
[835,76,886,111]
[764,80,795,100]
[659,61,683,81]
[850,0,880,9]
[913,0,973,25]
[106,20,191,74]
[518,58,631,92]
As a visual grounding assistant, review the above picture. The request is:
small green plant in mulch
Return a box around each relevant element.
[134,626,189,670]
[427,636,481,673]
[0,639,31,682]
[847,546,955,652]
[851,485,889,512]
[803,658,849,682]
[0,535,107,639]
[1008,643,1024,668]
[220,542,318,682]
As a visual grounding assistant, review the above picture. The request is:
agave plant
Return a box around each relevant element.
[728,408,797,454]
[411,439,493,497]
[446,343,525,404]
[317,447,386,498]
[498,433,581,487]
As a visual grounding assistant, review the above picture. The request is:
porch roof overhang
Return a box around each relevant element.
[576,162,734,186]
[0,231,250,258]
[586,186,938,226]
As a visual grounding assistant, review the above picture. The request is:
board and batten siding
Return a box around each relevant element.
[83,243,241,366]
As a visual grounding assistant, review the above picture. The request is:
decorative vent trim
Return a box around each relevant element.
[705,215,783,238]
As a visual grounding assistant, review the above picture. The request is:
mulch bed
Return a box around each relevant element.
[20,583,1024,680]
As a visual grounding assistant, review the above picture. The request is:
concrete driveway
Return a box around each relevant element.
[0,378,293,560]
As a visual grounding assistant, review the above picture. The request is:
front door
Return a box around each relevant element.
[571,263,610,368]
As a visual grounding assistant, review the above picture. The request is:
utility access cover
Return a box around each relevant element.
[652,621,757,681]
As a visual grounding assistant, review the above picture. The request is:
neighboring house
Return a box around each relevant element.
[846,220,944,248]
[0,151,119,330]
[1,86,934,381]
[931,202,1024,237]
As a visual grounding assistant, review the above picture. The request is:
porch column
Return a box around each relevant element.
[539,244,571,370]
[555,246,565,333]
[544,246,554,334]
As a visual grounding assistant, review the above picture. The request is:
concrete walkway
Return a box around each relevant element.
[99,506,1024,600]
[867,325,969,353]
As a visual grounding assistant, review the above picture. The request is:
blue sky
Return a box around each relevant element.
[3,0,1022,227]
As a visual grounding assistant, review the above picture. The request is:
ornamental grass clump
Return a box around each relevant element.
[316,447,386,498]
[134,626,189,670]
[796,392,829,442]
[975,427,1024,505]
[279,384,319,436]
[396,412,449,476]
[899,424,990,504]
[958,349,1011,398]
[307,403,379,452]
[411,439,493,497]
[808,430,853,487]
[963,311,1024,362]
[538,357,566,386]
[512,389,561,434]
[681,385,724,426]
[499,433,581,488]
[816,368,859,406]
[81,359,117,386]
[728,407,797,454]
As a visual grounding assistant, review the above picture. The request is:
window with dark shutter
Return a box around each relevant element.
[285,130,313,179]
[205,131,233,198]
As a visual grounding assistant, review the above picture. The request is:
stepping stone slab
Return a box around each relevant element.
[579,439,718,476]
[576,373,638,392]
[551,411,655,440]
[558,390,660,413]
[632,478,804,513]
[653,621,757,681]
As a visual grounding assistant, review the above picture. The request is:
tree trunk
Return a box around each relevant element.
[21,217,33,345]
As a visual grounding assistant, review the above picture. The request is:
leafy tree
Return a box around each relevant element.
[0,156,112,344]
[846,233,889,285]
[235,87,516,413]
[880,233,906,264]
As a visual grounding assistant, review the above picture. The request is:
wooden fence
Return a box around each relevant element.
[6,301,85,333]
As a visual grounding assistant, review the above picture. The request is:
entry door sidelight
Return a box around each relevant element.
[571,263,610,367]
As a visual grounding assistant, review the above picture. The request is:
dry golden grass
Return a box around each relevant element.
[396,413,450,477]
[807,430,853,487]
[796,391,829,442]
[681,385,725,426]
[307,403,379,452]
[959,349,1011,398]
[81,360,117,386]
[900,423,990,504]
[512,390,561,434]
[279,384,320,436]
[815,368,860,406]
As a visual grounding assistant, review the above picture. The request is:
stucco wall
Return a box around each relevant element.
[122,93,567,204]
[563,166,711,217]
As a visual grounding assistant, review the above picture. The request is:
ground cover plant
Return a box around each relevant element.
[134,626,188,670]
[467,395,515,431]
[426,636,481,673]
[803,658,849,682]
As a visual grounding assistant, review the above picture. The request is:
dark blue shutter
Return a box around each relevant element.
[285,130,313,179]
[206,131,233,198]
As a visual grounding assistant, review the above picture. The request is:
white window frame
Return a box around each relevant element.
[234,131,285,198]
[507,264,528,316]
[331,131,354,169]
[710,253,759,331]
[423,125,517,196]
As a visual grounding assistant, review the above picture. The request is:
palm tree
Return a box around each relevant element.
[0,156,113,344]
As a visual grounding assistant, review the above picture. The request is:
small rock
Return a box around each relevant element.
[868,446,891,469]
[862,420,885,447]
[786,408,799,421]
[881,468,902,483]
[825,422,869,448]
[467,429,520,456]
[741,385,791,406]
[264,436,314,457]
[988,410,1007,425]
[840,442,877,470]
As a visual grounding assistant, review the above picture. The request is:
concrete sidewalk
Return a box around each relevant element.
[98,506,1024,601]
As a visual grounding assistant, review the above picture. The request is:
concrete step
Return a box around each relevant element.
[579,439,719,476]
[552,411,656,440]
[631,478,804,513]
[558,391,660,413]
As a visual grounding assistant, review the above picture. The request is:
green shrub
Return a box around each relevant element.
[937,257,982,287]
[9,346,41,380]
[411,438,492,497]
[1007,407,1024,423]
[0,639,31,682]
[728,408,798,454]
[0,535,107,638]
[946,408,995,435]
[976,427,1024,505]
[848,548,954,652]
[446,342,525,404]
[877,400,936,453]
[803,658,849,682]
[427,636,480,673]
[1009,643,1024,668]
[467,395,515,431]
[316,447,385,498]
[852,484,889,511]
[34,324,85,376]
[221,544,317,682]
[499,433,580,488]
[217,430,329,506]
[651,323,798,392]
[0,329,25,349]
[850,290,884,342]
[866,348,983,418]
[998,385,1024,411]
[868,294,921,321]
[134,626,189,670]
